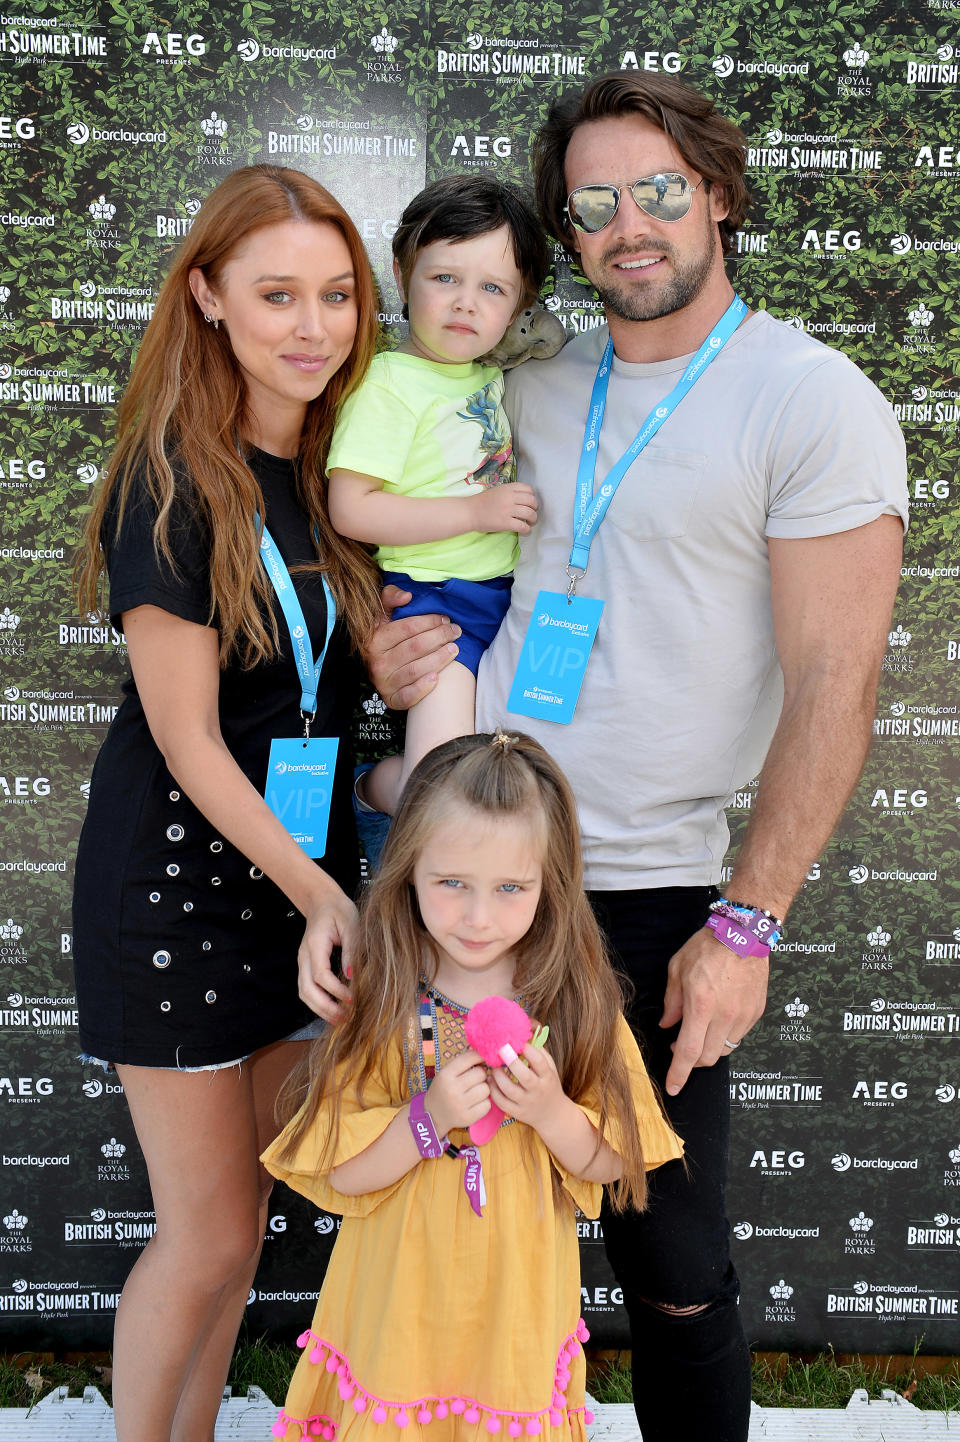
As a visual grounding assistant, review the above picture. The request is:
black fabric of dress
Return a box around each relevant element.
[72,449,361,1067]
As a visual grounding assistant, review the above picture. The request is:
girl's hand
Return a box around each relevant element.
[423,1049,490,1136]
[470,482,538,536]
[489,1043,566,1133]
[297,890,358,1022]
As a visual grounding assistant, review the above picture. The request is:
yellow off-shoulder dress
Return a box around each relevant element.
[262,988,683,1442]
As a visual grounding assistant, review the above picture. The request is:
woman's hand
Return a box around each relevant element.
[297,889,358,1022]
[422,1049,490,1136]
[363,584,462,711]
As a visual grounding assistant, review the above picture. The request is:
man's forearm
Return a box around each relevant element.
[726,667,879,922]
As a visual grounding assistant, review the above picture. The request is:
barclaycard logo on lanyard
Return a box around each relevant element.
[256,512,340,858]
[507,297,746,726]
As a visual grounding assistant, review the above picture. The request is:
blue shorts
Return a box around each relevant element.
[384,571,513,676]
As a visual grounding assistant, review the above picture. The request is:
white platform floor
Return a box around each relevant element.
[0,1387,957,1441]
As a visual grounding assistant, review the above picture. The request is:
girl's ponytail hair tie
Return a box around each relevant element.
[492,730,519,753]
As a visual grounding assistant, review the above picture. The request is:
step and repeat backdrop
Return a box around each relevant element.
[1,0,959,1356]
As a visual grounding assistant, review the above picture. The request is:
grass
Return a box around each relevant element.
[589,1349,960,1413]
[1,1341,958,1414]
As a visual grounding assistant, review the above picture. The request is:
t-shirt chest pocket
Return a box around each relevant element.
[602,444,707,542]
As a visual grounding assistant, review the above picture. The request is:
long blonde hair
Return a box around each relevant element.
[76,164,382,660]
[280,732,650,1213]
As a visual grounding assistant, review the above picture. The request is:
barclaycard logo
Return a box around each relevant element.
[274,761,288,775]
[537,612,551,626]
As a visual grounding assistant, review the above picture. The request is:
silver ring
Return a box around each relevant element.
[724,1038,740,1051]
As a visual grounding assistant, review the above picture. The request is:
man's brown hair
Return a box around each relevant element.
[533,71,750,256]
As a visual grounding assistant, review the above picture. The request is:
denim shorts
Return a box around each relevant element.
[78,1015,326,1074]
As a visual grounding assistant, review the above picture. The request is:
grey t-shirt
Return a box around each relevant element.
[476,310,909,891]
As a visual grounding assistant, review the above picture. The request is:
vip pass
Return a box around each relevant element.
[256,513,339,858]
[706,897,783,959]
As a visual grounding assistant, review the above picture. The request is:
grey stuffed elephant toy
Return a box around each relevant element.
[480,304,567,370]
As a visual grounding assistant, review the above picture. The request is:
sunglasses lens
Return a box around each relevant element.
[632,174,692,221]
[568,185,619,233]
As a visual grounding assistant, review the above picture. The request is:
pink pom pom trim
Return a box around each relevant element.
[464,996,532,1067]
[288,1321,591,1438]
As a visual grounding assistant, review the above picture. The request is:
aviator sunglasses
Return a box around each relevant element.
[565,172,704,234]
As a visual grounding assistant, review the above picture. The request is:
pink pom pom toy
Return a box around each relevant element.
[464,996,532,1068]
[464,997,549,1145]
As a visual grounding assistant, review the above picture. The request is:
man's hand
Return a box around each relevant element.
[363,583,462,711]
[660,928,769,1095]
[470,482,538,536]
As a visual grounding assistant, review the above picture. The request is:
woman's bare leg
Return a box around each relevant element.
[169,1041,305,1442]
[112,1040,303,1442]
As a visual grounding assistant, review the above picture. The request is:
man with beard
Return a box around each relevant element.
[363,71,908,1441]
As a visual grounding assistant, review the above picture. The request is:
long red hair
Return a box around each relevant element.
[77,164,382,660]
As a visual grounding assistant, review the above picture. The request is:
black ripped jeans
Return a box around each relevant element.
[588,887,751,1442]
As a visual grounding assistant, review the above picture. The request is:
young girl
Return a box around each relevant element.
[263,732,683,1442]
[327,175,550,817]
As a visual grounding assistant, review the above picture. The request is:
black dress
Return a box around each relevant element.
[72,449,361,1067]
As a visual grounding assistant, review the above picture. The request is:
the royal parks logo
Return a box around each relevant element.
[846,1210,876,1256]
[197,112,230,167]
[765,1278,797,1323]
[367,25,402,83]
[98,1137,131,1183]
[838,40,872,97]
[946,1142,960,1187]
[1,1208,30,1253]
[84,193,122,254]
[780,996,812,1043]
[862,925,893,972]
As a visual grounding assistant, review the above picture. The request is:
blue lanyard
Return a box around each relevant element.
[256,514,336,729]
[568,296,747,587]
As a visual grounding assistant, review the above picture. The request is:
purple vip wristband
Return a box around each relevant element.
[408,1091,447,1159]
[705,913,772,959]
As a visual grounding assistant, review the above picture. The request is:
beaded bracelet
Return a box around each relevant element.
[708,896,783,950]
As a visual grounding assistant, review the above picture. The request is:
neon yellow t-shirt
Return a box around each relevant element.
[327,350,519,583]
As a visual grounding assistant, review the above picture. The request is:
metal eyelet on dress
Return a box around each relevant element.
[205,990,216,1004]
[210,840,223,854]
[202,941,212,952]
[210,876,221,887]
[243,964,251,973]
[166,824,185,842]
[166,864,180,877]
[249,867,263,880]
[183,901,194,913]
[152,950,171,969]
[149,891,161,904]
[160,1000,171,1013]
[169,790,180,801]
[241,909,252,920]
